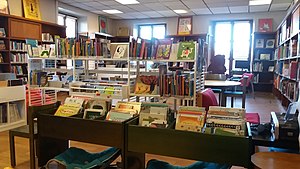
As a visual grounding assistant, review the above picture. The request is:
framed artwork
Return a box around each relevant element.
[22,0,41,20]
[255,39,264,48]
[258,18,273,32]
[0,0,9,14]
[177,16,193,35]
[99,16,107,34]
[266,39,275,48]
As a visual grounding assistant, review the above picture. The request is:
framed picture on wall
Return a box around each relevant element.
[99,16,107,34]
[258,18,273,32]
[177,16,193,35]
[0,0,9,14]
[22,0,41,20]
[266,39,275,48]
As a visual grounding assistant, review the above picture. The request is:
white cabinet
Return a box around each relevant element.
[0,86,26,132]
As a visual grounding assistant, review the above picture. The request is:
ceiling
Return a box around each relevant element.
[58,0,293,19]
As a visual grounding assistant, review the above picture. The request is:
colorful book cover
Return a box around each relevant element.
[134,75,158,95]
[22,0,41,20]
[83,109,103,120]
[115,101,141,114]
[177,41,196,60]
[155,39,172,60]
[111,43,128,58]
[106,111,133,122]
[175,113,204,132]
[54,105,81,117]
[139,113,167,127]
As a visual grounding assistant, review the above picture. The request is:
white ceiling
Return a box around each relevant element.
[58,0,293,19]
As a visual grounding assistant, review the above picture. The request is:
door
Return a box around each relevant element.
[213,20,253,74]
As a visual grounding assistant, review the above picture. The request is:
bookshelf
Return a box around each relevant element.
[0,13,65,82]
[273,1,300,107]
[251,32,276,92]
[0,85,26,132]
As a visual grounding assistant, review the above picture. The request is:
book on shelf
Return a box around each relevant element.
[134,75,158,95]
[205,106,246,136]
[106,101,141,122]
[177,41,196,60]
[42,33,54,42]
[111,43,129,58]
[0,28,6,37]
[139,102,169,128]
[0,53,4,63]
[175,106,206,132]
[85,98,112,117]
[155,39,172,60]
[10,53,28,63]
[289,61,297,79]
[0,104,7,123]
[0,40,6,50]
[54,97,85,117]
[9,103,21,123]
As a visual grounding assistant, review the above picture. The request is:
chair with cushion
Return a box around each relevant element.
[9,102,60,169]
[222,76,248,108]
[197,88,219,111]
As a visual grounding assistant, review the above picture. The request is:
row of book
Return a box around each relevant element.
[10,41,29,51]
[42,33,54,42]
[275,61,299,79]
[11,65,25,75]
[0,103,21,123]
[277,78,298,102]
[10,53,28,63]
[275,39,299,60]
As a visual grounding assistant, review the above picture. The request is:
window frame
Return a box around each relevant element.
[58,13,78,38]
[138,23,167,39]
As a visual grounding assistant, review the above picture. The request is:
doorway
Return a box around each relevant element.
[213,20,253,75]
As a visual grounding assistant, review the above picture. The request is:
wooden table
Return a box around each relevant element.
[251,152,300,169]
[204,80,241,106]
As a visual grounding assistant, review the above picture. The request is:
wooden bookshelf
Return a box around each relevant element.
[0,13,66,81]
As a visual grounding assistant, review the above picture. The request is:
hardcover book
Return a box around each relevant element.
[134,75,158,95]
[175,106,206,132]
[155,39,172,60]
[111,43,128,58]
[54,97,84,117]
[177,41,196,60]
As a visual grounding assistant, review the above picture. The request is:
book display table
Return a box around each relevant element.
[126,118,254,169]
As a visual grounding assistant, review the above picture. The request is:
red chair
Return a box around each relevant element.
[240,73,255,99]
[197,88,219,111]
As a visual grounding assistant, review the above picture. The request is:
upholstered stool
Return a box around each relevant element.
[146,159,230,169]
[246,113,260,124]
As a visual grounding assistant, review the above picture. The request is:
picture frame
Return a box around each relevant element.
[266,39,275,48]
[22,0,41,20]
[255,39,264,48]
[99,16,107,34]
[260,53,271,60]
[258,18,273,32]
[0,0,9,14]
[177,16,193,35]
[268,66,274,72]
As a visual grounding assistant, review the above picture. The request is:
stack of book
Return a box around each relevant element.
[139,102,169,128]
[206,106,246,136]
[175,106,206,132]
[106,102,141,122]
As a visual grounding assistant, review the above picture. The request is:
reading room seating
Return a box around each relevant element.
[197,88,219,111]
[222,76,248,108]
[9,102,60,169]
[204,73,227,104]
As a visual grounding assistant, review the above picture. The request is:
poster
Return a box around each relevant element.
[0,0,9,14]
[258,18,273,32]
[22,0,41,20]
[99,16,107,34]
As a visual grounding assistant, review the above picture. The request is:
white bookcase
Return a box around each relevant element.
[0,86,26,132]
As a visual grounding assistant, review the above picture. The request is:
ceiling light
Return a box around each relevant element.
[249,0,272,6]
[174,10,188,14]
[115,0,139,5]
[102,10,123,14]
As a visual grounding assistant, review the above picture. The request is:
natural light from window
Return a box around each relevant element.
[138,24,166,40]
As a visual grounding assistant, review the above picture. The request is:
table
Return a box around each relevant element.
[204,80,241,106]
[251,152,300,169]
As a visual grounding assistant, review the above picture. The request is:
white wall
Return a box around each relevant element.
[8,0,57,23]
[58,2,114,35]
[112,11,287,36]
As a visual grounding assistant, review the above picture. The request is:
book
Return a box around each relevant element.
[54,97,84,117]
[111,43,128,58]
[85,98,111,116]
[83,109,104,120]
[106,111,134,122]
[177,41,196,60]
[134,75,158,95]
[155,39,172,60]
[0,28,6,37]
[115,101,141,114]
[0,40,5,50]
[175,106,206,132]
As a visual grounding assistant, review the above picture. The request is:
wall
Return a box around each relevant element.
[8,0,57,23]
[58,2,114,36]
[112,11,287,36]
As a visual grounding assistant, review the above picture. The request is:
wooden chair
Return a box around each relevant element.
[9,102,60,169]
[196,88,219,111]
[222,76,248,108]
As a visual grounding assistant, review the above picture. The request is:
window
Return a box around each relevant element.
[138,24,166,40]
[58,13,77,38]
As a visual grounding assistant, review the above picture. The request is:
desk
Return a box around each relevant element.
[204,80,241,106]
[251,152,300,169]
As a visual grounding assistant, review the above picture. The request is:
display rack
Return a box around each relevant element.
[251,32,276,92]
[0,85,26,132]
[273,1,300,107]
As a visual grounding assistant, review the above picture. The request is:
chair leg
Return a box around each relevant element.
[221,94,226,107]
[231,97,234,108]
[242,94,246,108]
[9,131,16,168]
[30,137,36,169]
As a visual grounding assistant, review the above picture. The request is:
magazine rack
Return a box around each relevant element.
[36,113,141,168]
[125,118,253,169]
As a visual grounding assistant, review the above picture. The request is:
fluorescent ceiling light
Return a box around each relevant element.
[249,0,272,6]
[115,0,139,5]
[102,9,123,14]
[174,10,188,14]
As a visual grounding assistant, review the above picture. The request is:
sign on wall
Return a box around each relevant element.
[99,16,107,34]
[22,0,42,20]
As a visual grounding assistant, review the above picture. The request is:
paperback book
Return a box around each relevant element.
[54,97,84,117]
[139,102,169,128]
[134,75,158,95]
[175,106,206,132]
[111,43,129,58]
[155,39,172,60]
[177,41,196,60]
